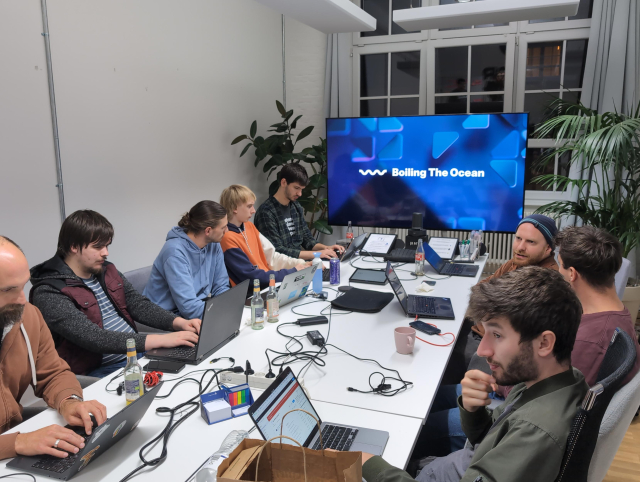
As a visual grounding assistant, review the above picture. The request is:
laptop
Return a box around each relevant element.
[385,262,455,320]
[147,279,249,365]
[249,367,388,455]
[244,264,317,307]
[323,233,369,281]
[423,243,479,278]
[7,382,163,480]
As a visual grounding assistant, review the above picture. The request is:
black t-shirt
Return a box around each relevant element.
[275,201,296,238]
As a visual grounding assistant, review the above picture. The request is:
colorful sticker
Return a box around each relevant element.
[287,290,298,300]
[299,287,308,298]
[78,445,100,471]
[130,420,140,433]
[112,420,127,438]
[90,423,110,444]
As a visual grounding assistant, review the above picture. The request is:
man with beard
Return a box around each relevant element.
[30,210,200,378]
[254,163,344,260]
[0,236,108,460]
[361,267,587,482]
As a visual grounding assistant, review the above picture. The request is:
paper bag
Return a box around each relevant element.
[217,438,362,482]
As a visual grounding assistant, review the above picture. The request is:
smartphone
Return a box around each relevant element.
[422,280,436,286]
[144,360,186,374]
[410,320,442,335]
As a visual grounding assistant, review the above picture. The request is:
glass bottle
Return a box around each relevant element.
[124,338,144,405]
[266,274,279,323]
[250,279,264,330]
[346,221,354,244]
[415,238,425,276]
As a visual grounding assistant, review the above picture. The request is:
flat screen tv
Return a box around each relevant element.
[326,113,528,233]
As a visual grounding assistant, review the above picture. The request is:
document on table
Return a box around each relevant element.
[428,237,458,260]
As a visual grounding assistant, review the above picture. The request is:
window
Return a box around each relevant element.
[528,0,593,24]
[434,43,507,114]
[360,50,421,116]
[361,0,423,37]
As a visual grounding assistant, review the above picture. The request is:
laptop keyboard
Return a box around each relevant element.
[322,270,330,282]
[441,263,467,275]
[32,432,89,473]
[410,296,436,315]
[311,424,359,451]
[384,249,415,263]
[165,346,196,359]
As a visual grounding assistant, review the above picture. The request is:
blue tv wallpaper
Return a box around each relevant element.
[327,114,528,232]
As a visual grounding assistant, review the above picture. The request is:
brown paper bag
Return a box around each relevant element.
[218,409,362,482]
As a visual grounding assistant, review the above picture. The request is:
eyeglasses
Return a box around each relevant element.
[554,247,560,267]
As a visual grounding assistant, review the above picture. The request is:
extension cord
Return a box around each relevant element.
[219,371,306,390]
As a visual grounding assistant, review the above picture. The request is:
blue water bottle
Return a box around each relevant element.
[312,252,323,294]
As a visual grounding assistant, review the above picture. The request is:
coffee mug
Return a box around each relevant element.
[394,327,416,355]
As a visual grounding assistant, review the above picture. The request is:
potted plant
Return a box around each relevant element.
[232,101,331,236]
[532,99,640,319]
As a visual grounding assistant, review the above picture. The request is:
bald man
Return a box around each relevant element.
[0,236,106,460]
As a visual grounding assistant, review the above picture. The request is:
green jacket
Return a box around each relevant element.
[363,368,588,482]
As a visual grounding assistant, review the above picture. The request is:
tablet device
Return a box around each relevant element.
[349,268,388,285]
[360,233,397,256]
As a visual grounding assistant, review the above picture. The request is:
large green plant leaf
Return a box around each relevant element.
[313,219,333,235]
[250,121,257,138]
[296,126,314,144]
[240,143,252,158]
[276,100,286,116]
[231,134,248,145]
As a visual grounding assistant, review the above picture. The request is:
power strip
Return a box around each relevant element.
[218,371,298,390]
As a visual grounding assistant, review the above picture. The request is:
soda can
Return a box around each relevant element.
[329,258,340,285]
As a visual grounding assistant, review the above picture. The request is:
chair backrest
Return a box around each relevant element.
[587,368,640,482]
[555,329,638,482]
[122,266,164,333]
[123,266,152,295]
[615,257,631,300]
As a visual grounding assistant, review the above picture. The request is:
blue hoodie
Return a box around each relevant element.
[144,227,230,320]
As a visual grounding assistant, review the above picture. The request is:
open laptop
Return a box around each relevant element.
[359,233,397,257]
[244,264,317,307]
[385,262,455,320]
[7,382,163,480]
[323,233,369,281]
[249,367,388,455]
[423,243,479,278]
[147,279,249,365]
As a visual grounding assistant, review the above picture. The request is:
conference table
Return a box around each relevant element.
[0,254,487,482]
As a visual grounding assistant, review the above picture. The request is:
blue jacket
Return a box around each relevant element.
[144,227,229,320]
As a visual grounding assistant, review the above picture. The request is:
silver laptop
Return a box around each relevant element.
[248,367,388,455]
[244,264,318,308]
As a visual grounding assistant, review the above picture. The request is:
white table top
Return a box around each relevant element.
[0,254,485,481]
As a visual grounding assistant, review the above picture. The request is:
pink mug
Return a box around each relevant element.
[394,327,416,355]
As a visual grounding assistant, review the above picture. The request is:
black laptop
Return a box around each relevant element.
[322,232,369,281]
[146,279,249,365]
[424,243,479,278]
[385,262,455,319]
[7,382,162,480]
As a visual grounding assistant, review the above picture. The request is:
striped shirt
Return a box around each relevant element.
[82,276,135,366]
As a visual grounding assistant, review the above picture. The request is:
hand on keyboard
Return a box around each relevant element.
[145,331,199,351]
[15,424,86,458]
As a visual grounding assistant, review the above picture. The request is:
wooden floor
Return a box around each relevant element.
[603,415,640,481]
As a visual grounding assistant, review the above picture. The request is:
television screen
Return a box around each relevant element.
[326,113,528,233]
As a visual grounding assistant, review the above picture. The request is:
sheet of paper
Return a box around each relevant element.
[204,398,231,411]
[361,234,395,254]
[428,237,458,260]
[232,405,249,416]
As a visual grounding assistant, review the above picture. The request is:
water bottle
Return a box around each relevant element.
[312,252,323,294]
[415,239,425,276]
[195,430,249,482]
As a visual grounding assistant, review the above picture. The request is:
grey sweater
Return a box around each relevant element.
[31,259,176,354]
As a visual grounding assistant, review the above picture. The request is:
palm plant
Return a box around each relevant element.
[533,99,640,257]
[231,100,331,235]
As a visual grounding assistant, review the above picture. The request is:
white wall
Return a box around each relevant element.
[0,1,63,267]
[1,1,330,273]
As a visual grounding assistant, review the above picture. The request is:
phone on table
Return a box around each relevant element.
[144,360,186,374]
[410,320,442,335]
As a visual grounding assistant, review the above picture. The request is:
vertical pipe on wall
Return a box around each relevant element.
[40,0,66,223]
[282,14,286,110]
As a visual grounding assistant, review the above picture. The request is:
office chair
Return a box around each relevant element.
[122,266,164,333]
[555,329,638,482]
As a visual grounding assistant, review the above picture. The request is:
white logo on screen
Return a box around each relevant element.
[359,169,387,176]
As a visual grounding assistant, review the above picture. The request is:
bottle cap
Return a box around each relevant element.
[314,252,321,258]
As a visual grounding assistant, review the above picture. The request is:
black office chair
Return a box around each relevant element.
[555,328,638,482]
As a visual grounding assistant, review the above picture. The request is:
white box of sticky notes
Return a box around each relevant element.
[200,383,254,425]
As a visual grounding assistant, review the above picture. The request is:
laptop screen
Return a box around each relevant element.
[385,263,409,314]
[250,368,321,447]
[423,243,446,272]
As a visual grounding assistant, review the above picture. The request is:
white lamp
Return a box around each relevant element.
[393,0,580,31]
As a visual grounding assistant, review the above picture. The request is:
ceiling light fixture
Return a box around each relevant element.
[393,0,579,31]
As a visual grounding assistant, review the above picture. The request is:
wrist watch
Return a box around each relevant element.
[61,394,83,405]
